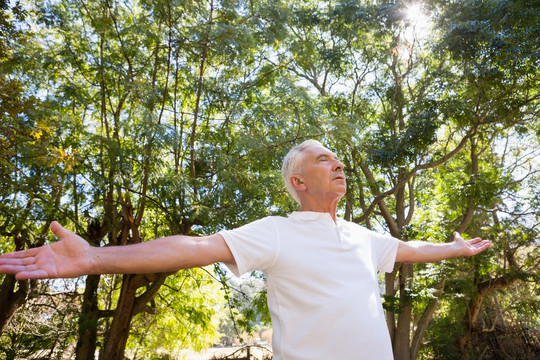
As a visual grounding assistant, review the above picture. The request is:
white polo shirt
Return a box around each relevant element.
[219,211,399,360]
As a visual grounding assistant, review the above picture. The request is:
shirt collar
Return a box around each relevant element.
[289,211,340,223]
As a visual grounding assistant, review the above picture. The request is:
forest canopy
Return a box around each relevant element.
[0,0,539,359]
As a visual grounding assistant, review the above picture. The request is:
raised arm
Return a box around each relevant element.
[0,221,235,280]
[395,232,492,264]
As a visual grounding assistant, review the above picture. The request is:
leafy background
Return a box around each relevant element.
[0,0,539,359]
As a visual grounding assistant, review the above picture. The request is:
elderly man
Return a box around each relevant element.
[0,139,490,360]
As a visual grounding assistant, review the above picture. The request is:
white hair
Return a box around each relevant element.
[281,139,324,203]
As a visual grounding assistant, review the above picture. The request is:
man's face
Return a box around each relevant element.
[297,145,347,200]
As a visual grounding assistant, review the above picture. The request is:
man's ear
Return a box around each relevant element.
[290,175,306,192]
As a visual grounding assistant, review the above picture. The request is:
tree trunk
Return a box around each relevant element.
[76,219,108,360]
[99,272,167,359]
[100,274,139,360]
[75,274,101,360]
[385,270,397,343]
[410,280,446,359]
[0,230,40,335]
[458,290,487,350]
[394,263,413,360]
[0,276,35,334]
[457,275,520,351]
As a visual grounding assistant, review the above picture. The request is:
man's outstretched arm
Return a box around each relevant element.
[0,221,235,280]
[395,232,492,264]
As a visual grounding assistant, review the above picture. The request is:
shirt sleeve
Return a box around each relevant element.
[218,217,279,277]
[369,230,400,273]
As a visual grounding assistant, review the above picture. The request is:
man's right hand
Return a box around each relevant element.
[0,221,93,280]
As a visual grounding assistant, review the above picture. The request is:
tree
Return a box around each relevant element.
[1,0,315,358]
[272,0,539,358]
[1,0,538,359]
[0,0,67,341]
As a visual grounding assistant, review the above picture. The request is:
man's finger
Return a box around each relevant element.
[471,240,492,253]
[0,263,38,274]
[478,240,492,248]
[50,221,69,238]
[0,248,39,259]
[16,269,50,280]
[467,237,483,244]
[0,257,36,266]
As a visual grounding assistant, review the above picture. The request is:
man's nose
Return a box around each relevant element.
[334,160,344,171]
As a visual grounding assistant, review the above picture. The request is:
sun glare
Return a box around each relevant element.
[404,2,432,42]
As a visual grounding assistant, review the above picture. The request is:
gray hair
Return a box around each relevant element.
[281,139,324,203]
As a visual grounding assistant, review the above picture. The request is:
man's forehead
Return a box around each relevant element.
[304,145,339,160]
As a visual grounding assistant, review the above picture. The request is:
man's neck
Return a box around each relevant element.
[299,199,339,223]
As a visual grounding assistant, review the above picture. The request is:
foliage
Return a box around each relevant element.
[0,0,539,358]
[126,268,223,358]
[0,280,81,360]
